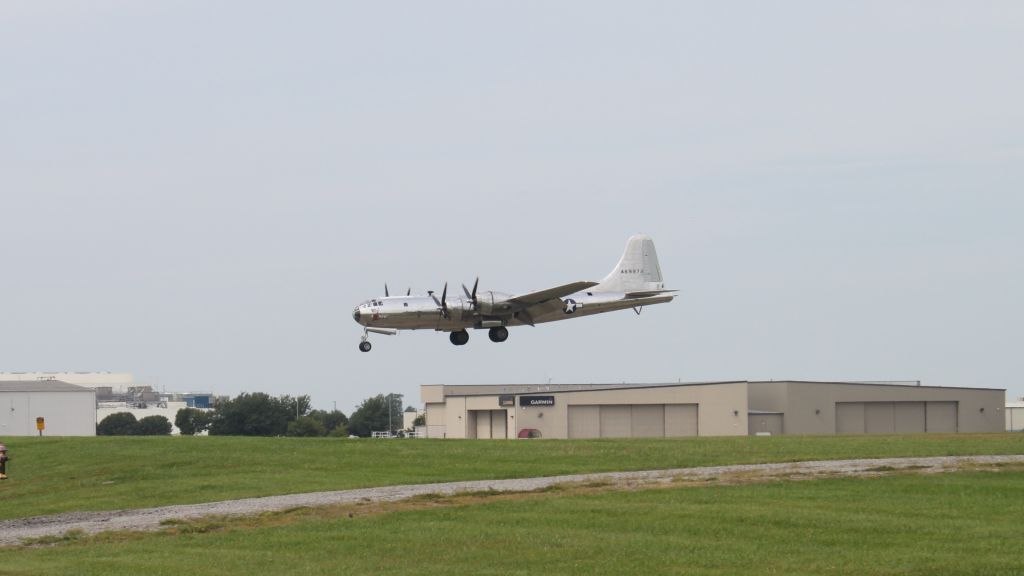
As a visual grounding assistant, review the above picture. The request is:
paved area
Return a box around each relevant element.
[2,454,1021,546]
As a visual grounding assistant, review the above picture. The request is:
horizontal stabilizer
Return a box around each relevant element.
[624,289,679,299]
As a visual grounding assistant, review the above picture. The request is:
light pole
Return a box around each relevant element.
[387,393,392,435]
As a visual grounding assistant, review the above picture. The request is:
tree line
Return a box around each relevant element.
[97,392,408,437]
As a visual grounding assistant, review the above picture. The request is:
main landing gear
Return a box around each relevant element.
[449,330,470,346]
[447,327,509,346]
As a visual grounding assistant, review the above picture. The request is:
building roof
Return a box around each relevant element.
[433,381,747,397]
[431,379,1005,398]
[750,380,1006,392]
[0,380,95,393]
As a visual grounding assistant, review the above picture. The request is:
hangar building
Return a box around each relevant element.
[0,380,97,436]
[421,380,1005,439]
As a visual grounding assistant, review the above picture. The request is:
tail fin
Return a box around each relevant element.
[592,234,667,293]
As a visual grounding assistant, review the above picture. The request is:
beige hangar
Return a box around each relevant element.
[421,380,1005,439]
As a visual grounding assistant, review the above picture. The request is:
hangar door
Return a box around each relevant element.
[836,402,957,434]
[468,410,508,439]
[568,404,697,438]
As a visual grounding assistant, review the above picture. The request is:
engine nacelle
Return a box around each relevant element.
[477,291,515,316]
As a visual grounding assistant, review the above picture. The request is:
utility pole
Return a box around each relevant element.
[387,393,392,434]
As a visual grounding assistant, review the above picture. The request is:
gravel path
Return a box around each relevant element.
[2,454,1021,546]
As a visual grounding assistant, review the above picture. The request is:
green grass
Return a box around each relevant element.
[0,433,1021,520]
[4,469,1022,575]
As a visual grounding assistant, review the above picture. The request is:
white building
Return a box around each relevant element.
[1008,399,1024,432]
[1,372,214,435]
[0,380,97,436]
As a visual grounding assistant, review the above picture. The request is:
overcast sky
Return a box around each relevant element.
[2,2,1022,413]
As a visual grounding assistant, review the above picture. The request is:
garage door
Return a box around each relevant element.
[665,404,698,437]
[926,402,958,432]
[568,405,600,439]
[837,402,935,435]
[893,403,926,433]
[599,405,632,437]
[864,403,895,434]
[491,410,508,439]
[631,405,665,437]
[836,403,865,434]
[748,413,783,435]
[569,404,696,438]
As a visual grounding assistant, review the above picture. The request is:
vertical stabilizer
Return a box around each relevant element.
[592,234,666,293]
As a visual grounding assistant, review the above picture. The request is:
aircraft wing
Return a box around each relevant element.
[508,281,598,307]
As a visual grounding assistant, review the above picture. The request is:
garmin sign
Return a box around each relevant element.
[519,396,555,407]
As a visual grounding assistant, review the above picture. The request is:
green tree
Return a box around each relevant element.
[175,408,212,436]
[287,416,326,437]
[136,415,173,436]
[97,412,139,436]
[209,392,293,436]
[308,409,348,435]
[347,393,403,437]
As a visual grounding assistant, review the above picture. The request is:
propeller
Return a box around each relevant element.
[385,283,389,297]
[406,287,411,296]
[461,277,479,309]
[431,283,450,319]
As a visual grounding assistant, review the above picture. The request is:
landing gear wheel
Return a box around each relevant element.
[449,330,469,346]
[488,326,509,343]
[359,341,372,352]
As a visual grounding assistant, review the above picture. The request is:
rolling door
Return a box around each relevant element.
[838,402,937,435]
[748,413,783,435]
[864,403,895,434]
[631,405,665,437]
[835,403,865,434]
[570,404,697,438]
[893,402,926,433]
[599,405,632,438]
[665,404,698,437]
[490,410,508,439]
[474,410,491,439]
[926,402,958,432]
[568,405,600,439]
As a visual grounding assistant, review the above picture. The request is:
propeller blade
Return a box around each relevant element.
[462,284,471,299]
[406,287,411,296]
[471,277,478,301]
[385,283,389,297]
[440,283,449,318]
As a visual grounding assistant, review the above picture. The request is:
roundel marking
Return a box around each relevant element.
[563,298,578,314]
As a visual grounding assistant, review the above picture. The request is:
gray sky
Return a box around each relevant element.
[2,1,1022,413]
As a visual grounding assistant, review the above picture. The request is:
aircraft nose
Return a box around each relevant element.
[352,309,361,323]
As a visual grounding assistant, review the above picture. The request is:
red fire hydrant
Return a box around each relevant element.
[0,443,9,480]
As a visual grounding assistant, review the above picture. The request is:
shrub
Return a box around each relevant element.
[97,412,139,436]
[137,415,173,436]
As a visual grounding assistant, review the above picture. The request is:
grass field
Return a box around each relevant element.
[3,467,1023,575]
[0,433,1021,520]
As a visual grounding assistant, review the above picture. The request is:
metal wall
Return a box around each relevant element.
[754,382,1004,435]
[0,391,96,436]
[422,381,1005,439]
[423,382,747,439]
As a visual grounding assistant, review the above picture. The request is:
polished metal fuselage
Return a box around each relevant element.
[352,290,673,332]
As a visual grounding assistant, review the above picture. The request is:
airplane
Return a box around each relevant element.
[352,234,676,352]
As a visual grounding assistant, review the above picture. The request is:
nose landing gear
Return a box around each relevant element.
[359,327,397,352]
